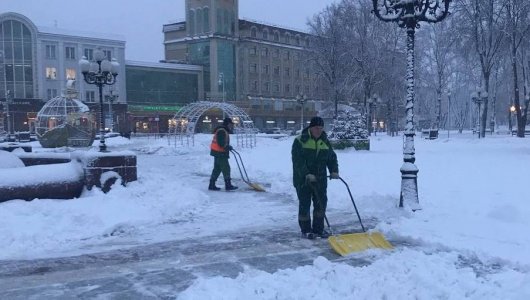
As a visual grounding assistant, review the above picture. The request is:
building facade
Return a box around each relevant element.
[125,60,203,133]
[0,12,126,134]
[163,0,326,131]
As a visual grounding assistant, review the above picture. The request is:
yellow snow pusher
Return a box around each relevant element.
[327,177,393,256]
[230,149,266,192]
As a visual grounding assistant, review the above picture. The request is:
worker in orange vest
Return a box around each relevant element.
[209,117,238,191]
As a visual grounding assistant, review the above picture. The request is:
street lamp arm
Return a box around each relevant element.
[372,0,451,28]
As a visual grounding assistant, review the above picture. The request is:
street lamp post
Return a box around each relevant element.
[4,90,12,135]
[447,90,451,138]
[218,72,225,119]
[367,94,381,136]
[372,0,451,209]
[79,49,119,152]
[296,94,307,131]
[471,88,487,139]
[509,104,516,133]
[105,89,118,132]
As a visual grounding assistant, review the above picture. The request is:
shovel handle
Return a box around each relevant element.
[330,176,366,232]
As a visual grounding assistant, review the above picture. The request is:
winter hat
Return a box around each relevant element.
[309,116,324,128]
[223,117,234,126]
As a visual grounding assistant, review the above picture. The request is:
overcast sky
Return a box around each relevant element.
[1,0,337,62]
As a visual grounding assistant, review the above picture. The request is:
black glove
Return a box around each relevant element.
[227,145,234,151]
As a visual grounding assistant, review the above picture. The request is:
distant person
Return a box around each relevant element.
[291,116,339,239]
[208,117,238,191]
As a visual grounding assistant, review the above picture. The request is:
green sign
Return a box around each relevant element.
[129,105,182,112]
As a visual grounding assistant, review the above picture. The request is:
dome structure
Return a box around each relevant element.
[36,80,96,148]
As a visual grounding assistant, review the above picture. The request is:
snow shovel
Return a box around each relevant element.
[327,177,393,256]
[230,149,266,192]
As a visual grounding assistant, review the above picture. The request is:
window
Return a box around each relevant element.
[273,31,280,42]
[273,49,280,58]
[262,29,268,40]
[296,69,301,78]
[263,82,270,92]
[284,33,291,44]
[46,89,57,100]
[65,46,76,60]
[252,81,258,91]
[261,47,268,57]
[294,52,300,60]
[285,84,290,93]
[262,65,269,74]
[284,67,290,77]
[84,48,93,60]
[284,51,290,60]
[45,67,57,79]
[249,46,257,55]
[250,27,257,38]
[103,50,112,61]
[85,91,95,102]
[274,83,280,92]
[66,68,76,80]
[250,63,257,73]
[274,66,280,75]
[295,35,301,45]
[45,45,56,59]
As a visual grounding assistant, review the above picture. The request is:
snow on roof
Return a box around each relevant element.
[38,25,126,42]
[125,60,202,72]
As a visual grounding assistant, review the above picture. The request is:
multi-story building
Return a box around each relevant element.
[163,0,326,130]
[0,12,126,134]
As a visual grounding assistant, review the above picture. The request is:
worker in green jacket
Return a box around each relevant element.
[209,117,238,191]
[291,116,339,239]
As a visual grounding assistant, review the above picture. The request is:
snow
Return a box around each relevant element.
[1,133,530,298]
[0,150,24,169]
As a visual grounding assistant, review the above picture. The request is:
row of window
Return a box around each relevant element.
[44,45,112,61]
[45,67,76,80]
[249,64,311,78]
[248,47,301,61]
[250,81,316,94]
[249,27,309,47]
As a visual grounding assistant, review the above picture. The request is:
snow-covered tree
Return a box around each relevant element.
[329,111,369,140]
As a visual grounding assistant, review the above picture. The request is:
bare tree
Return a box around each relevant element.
[307,3,351,119]
[458,0,508,138]
[416,20,458,132]
[505,0,530,137]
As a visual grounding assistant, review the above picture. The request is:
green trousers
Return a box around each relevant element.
[210,156,231,182]
[295,182,328,234]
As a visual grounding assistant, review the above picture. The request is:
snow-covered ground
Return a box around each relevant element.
[1,132,529,298]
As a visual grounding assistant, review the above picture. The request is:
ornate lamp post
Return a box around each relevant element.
[79,49,119,152]
[471,88,487,139]
[105,89,119,132]
[296,94,307,131]
[372,0,451,209]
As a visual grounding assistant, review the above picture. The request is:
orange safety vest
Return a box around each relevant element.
[210,128,229,152]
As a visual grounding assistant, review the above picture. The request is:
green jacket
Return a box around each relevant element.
[291,127,339,188]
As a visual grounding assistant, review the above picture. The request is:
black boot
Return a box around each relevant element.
[208,179,221,191]
[225,178,238,191]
